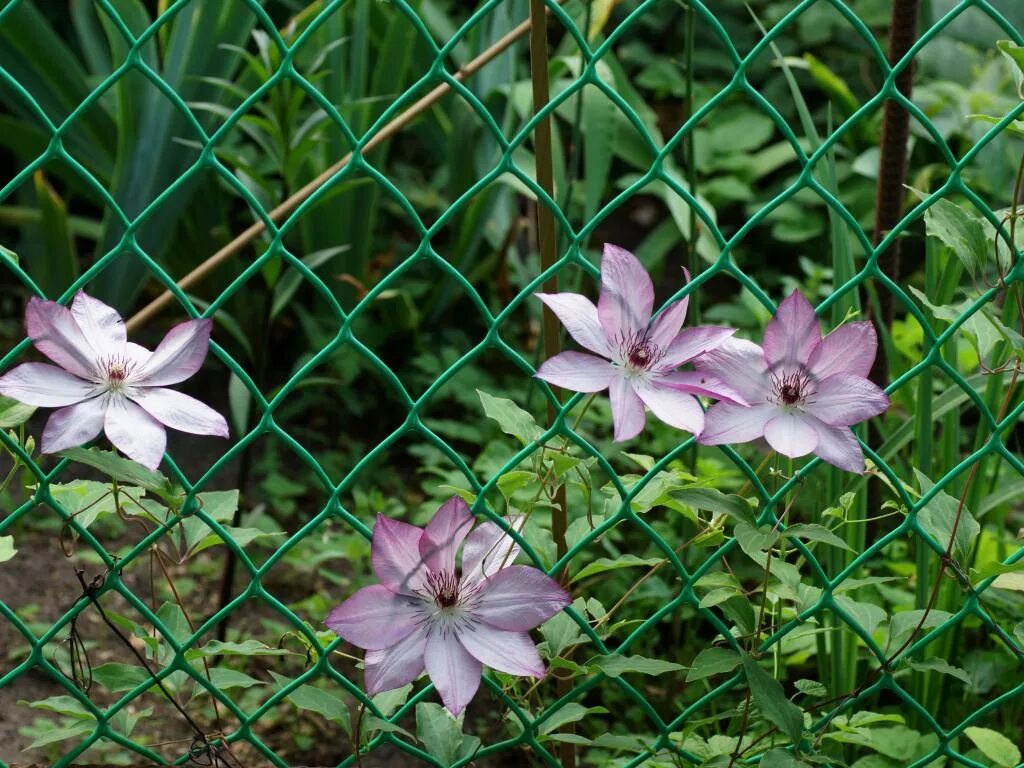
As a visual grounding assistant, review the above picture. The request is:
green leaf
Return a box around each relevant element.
[190,525,284,555]
[670,488,756,526]
[478,389,543,445]
[742,654,805,743]
[734,522,780,558]
[905,657,971,686]
[914,470,979,562]
[686,647,742,682]
[922,197,993,277]
[23,694,94,719]
[0,535,15,563]
[188,639,295,658]
[761,749,810,768]
[48,480,146,530]
[197,668,265,694]
[884,610,953,654]
[269,672,351,735]
[0,394,35,427]
[784,523,853,551]
[587,654,686,678]
[963,727,1021,767]
[794,679,827,697]
[538,703,607,735]
[540,609,586,657]
[372,683,413,717]
[26,720,95,749]
[416,702,480,765]
[91,662,153,693]
[59,447,180,502]
[571,555,662,583]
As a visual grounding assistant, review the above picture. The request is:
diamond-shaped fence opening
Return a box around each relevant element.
[2,0,1024,766]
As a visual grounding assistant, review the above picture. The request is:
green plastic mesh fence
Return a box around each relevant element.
[1,0,1023,766]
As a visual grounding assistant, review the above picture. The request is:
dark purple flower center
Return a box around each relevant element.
[770,369,813,407]
[425,570,462,609]
[101,356,137,390]
[618,330,663,372]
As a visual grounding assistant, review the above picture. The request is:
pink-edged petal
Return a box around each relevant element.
[647,297,689,351]
[124,342,152,368]
[364,625,428,696]
[420,496,474,575]
[763,291,822,369]
[763,410,818,458]
[475,565,569,631]
[597,244,654,340]
[657,370,748,406]
[424,629,482,716]
[25,297,98,379]
[807,321,878,380]
[461,516,524,585]
[127,387,228,437]
[658,326,735,370]
[372,515,428,596]
[633,379,706,436]
[535,293,612,357]
[802,374,889,427]
[70,291,126,359]
[325,585,423,651]
[806,417,865,473]
[41,398,107,454]
[609,375,646,441]
[103,397,167,469]
[457,625,545,679]
[536,352,614,393]
[135,318,212,386]
[699,402,776,446]
[693,337,771,403]
[0,363,96,406]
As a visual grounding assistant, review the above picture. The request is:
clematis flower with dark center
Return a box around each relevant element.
[696,291,889,473]
[325,498,569,716]
[535,243,745,441]
[0,292,228,469]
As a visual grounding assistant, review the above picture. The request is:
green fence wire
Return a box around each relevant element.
[0,0,1023,766]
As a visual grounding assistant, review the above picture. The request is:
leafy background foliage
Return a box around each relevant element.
[1,0,1024,766]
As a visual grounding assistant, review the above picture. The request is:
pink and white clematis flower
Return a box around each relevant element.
[535,244,745,441]
[696,291,889,473]
[0,292,228,469]
[325,498,569,716]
